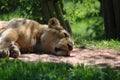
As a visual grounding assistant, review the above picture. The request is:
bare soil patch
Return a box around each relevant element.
[16,48,120,69]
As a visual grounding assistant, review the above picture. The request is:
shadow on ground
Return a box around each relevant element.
[14,48,120,70]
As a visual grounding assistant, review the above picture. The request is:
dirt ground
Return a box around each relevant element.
[17,48,120,69]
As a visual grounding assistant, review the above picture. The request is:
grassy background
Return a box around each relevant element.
[64,0,120,51]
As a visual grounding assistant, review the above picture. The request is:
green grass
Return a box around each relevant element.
[0,58,120,80]
[70,17,120,51]
[0,12,23,21]
[71,21,120,51]
[72,33,120,50]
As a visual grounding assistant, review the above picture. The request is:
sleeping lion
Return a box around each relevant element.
[0,18,74,58]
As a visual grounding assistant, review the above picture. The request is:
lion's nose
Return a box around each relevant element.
[67,42,73,50]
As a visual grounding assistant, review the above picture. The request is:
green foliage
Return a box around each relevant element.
[86,17,104,39]
[0,0,104,38]
[65,0,104,39]
[0,59,120,80]
[65,0,101,23]
[0,0,19,13]
[0,0,43,22]
[0,11,25,20]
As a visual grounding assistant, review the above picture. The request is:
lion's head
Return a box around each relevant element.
[40,18,74,56]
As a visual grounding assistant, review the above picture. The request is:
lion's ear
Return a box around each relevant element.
[48,18,63,30]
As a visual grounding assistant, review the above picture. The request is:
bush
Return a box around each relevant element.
[0,0,43,22]
[65,0,104,39]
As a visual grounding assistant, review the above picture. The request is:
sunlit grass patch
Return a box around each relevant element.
[0,59,120,80]
[72,33,120,50]
[0,58,73,80]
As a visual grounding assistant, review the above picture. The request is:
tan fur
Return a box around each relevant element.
[0,18,74,58]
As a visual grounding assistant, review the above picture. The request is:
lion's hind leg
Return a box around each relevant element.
[0,29,19,58]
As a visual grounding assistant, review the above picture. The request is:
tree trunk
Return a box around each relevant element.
[113,0,120,38]
[101,0,120,39]
[40,0,72,33]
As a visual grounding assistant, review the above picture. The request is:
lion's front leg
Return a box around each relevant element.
[0,49,10,58]
[9,41,21,58]
[0,41,21,58]
[0,29,20,58]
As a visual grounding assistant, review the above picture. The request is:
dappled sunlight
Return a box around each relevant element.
[11,48,120,70]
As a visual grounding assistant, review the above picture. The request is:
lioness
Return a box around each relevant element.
[0,18,74,58]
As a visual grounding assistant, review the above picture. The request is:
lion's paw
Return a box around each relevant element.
[9,41,21,58]
[0,49,10,58]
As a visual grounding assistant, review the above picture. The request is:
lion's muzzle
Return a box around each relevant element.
[67,42,73,51]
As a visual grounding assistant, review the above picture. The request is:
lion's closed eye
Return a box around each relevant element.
[63,32,69,38]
